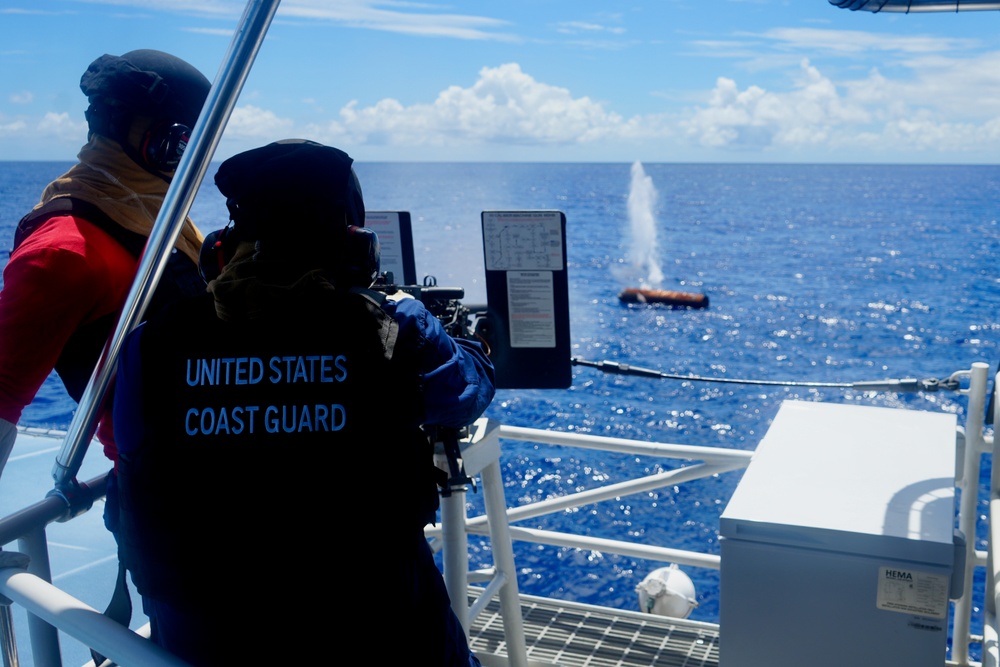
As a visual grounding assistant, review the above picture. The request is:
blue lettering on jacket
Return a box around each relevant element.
[185,404,347,436]
[264,404,346,433]
[186,355,348,386]
[186,358,265,386]
[267,355,347,384]
[185,406,260,435]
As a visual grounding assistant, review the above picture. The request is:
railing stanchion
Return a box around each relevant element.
[955,362,989,666]
[16,528,59,667]
[0,590,19,667]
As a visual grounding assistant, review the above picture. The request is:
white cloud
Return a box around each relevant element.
[760,27,979,56]
[212,54,1000,162]
[36,112,86,140]
[224,104,295,138]
[307,63,641,149]
[10,92,33,105]
[182,27,235,36]
[885,52,1000,117]
[281,1,516,41]
[679,57,1000,158]
[0,119,28,135]
[67,0,517,41]
[681,60,866,150]
[555,21,626,36]
[0,112,84,160]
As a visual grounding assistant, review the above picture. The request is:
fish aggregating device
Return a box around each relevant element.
[617,286,709,309]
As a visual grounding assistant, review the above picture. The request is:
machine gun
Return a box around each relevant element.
[370,271,482,492]
[371,271,483,342]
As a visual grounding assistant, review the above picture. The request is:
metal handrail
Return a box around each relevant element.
[433,367,995,667]
[0,570,187,667]
[425,428,753,572]
[987,373,1000,667]
[427,419,751,658]
[0,364,991,665]
[953,362,990,666]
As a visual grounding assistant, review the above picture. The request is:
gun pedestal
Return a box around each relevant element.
[432,418,528,667]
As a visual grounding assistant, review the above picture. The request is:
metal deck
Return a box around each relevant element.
[467,589,720,667]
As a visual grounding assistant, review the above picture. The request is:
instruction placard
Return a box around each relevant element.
[506,270,556,348]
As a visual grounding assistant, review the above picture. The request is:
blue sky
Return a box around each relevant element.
[2,0,1000,163]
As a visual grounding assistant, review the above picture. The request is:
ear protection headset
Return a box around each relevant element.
[197,222,381,288]
[85,103,191,173]
[342,225,381,288]
[141,121,191,172]
[198,223,238,284]
[80,50,209,175]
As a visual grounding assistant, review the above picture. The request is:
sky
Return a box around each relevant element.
[2,0,1000,164]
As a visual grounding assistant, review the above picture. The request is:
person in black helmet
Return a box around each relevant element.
[0,49,210,473]
[112,139,494,666]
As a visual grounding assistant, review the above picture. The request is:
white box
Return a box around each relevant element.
[719,400,958,667]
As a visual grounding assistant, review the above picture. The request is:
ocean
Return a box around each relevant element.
[2,160,999,635]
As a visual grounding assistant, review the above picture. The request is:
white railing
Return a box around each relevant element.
[430,424,753,571]
[432,362,998,667]
[427,419,754,667]
[0,363,993,666]
[951,362,990,667]
[985,365,1000,667]
[0,472,189,667]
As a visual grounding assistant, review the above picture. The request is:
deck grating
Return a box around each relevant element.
[466,589,720,667]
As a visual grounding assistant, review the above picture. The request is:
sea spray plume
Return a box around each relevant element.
[627,161,664,286]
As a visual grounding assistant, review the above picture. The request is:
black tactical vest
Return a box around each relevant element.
[13,197,205,401]
[116,286,438,609]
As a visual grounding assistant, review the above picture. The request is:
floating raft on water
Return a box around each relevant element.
[618,287,709,309]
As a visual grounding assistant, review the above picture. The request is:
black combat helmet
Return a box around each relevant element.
[215,139,365,241]
[207,139,374,286]
[80,49,210,172]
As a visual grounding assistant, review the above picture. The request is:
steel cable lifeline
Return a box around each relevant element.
[570,357,963,392]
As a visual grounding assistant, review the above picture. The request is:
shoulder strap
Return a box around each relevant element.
[349,286,398,361]
[14,197,147,257]
[348,285,387,306]
[17,196,206,402]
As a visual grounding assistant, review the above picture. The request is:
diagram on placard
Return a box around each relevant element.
[483,211,563,272]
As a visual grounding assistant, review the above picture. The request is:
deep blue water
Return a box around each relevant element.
[2,160,999,633]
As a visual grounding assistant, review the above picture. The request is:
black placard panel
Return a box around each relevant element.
[365,211,417,285]
[480,210,571,389]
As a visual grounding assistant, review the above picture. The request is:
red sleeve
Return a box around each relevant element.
[0,215,137,425]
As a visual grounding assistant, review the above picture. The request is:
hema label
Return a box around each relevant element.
[876,566,949,619]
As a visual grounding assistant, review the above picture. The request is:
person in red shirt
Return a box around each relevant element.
[0,49,211,474]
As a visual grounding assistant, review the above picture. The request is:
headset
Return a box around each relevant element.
[85,104,191,173]
[198,223,237,284]
[198,223,380,288]
[342,225,381,288]
[140,121,191,172]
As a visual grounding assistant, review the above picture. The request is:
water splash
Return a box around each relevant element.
[627,161,664,286]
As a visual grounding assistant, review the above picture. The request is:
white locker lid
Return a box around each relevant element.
[720,400,957,565]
